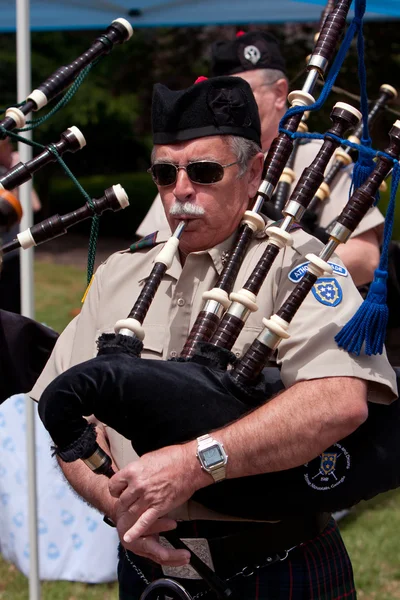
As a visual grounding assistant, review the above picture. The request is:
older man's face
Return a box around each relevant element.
[234,70,287,152]
[154,136,262,255]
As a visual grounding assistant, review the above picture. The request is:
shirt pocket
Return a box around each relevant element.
[141,324,166,359]
[94,324,166,359]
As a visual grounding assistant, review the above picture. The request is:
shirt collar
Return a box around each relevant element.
[144,226,238,282]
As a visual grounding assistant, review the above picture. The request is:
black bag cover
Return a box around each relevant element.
[38,344,400,520]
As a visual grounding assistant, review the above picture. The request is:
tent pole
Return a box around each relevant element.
[16,0,40,598]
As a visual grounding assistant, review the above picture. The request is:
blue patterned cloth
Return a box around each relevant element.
[0,394,118,582]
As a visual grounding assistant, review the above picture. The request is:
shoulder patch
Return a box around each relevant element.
[288,261,348,283]
[130,231,159,253]
[312,277,342,307]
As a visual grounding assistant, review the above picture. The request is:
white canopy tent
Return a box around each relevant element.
[1,1,400,599]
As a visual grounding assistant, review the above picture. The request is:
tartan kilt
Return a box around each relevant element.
[118,518,356,600]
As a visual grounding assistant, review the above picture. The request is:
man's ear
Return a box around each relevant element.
[273,78,289,112]
[247,152,265,198]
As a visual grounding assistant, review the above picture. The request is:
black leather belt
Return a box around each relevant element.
[175,513,331,578]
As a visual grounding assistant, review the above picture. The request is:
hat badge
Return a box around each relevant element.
[243,45,261,65]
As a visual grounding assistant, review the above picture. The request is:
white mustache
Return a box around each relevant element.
[169,202,205,217]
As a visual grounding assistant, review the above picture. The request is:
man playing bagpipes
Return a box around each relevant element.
[30,72,398,599]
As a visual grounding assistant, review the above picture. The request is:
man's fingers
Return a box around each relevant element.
[118,487,141,512]
[128,536,191,566]
[145,518,177,535]
[142,537,190,564]
[123,507,160,543]
[109,474,128,498]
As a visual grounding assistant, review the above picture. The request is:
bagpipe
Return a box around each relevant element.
[38,0,400,522]
[0,18,134,404]
[0,17,133,232]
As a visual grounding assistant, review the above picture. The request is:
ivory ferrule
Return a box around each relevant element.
[314,182,330,202]
[279,167,296,185]
[114,318,145,340]
[155,236,179,268]
[347,135,361,146]
[203,288,231,310]
[380,83,397,99]
[67,126,87,149]
[5,107,26,129]
[112,184,129,209]
[305,253,333,278]
[241,210,265,232]
[287,89,315,108]
[229,289,258,314]
[264,226,293,249]
[335,148,352,165]
[17,228,36,250]
[258,315,290,349]
[27,89,48,110]
[112,17,134,39]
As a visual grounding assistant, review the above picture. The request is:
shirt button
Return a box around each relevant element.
[170,350,177,358]
[177,298,186,307]
[235,351,241,358]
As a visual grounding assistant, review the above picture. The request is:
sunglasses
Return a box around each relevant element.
[148,161,238,186]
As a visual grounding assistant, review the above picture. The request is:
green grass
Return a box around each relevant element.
[341,489,400,600]
[1,261,399,598]
[34,261,87,333]
[0,561,118,600]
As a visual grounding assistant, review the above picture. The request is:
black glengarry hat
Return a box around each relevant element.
[211,31,286,78]
[152,76,261,146]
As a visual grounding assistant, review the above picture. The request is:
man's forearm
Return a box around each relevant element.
[335,231,380,286]
[57,427,117,520]
[188,377,368,489]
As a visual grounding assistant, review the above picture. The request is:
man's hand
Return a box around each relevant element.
[117,516,191,567]
[109,441,210,545]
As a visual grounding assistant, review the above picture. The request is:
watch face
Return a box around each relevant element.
[202,445,225,468]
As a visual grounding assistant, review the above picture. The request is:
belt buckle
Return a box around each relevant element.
[160,537,215,580]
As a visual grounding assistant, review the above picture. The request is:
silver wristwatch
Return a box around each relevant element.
[196,434,228,482]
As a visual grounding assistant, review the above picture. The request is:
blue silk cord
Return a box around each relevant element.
[349,0,376,198]
[335,161,400,355]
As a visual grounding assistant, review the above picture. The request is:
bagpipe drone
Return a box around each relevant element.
[0,18,134,403]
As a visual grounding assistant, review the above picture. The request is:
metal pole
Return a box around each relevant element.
[16,0,41,598]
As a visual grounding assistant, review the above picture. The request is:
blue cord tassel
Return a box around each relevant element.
[335,161,400,355]
[350,160,375,196]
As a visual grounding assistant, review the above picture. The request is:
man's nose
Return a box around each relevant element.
[173,168,195,201]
